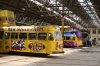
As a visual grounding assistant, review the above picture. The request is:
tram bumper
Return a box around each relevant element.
[52,51,64,54]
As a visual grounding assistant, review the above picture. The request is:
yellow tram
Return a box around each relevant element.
[0,26,64,55]
[0,10,64,55]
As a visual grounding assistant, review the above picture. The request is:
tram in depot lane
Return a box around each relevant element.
[0,10,64,56]
[60,26,82,47]
[0,26,64,55]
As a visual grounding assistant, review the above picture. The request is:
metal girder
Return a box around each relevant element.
[0,0,63,26]
[90,0,100,20]
[0,0,99,28]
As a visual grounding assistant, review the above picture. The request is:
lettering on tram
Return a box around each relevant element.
[28,43,45,50]
[8,27,44,31]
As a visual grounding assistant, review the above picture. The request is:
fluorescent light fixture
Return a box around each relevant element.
[78,0,100,27]
[30,0,33,1]
[78,0,84,2]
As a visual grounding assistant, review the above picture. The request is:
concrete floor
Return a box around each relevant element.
[0,46,100,66]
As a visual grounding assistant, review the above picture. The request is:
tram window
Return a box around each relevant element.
[65,36,70,40]
[5,32,10,39]
[0,32,4,39]
[48,33,54,40]
[19,33,27,39]
[28,33,36,40]
[98,38,100,40]
[38,33,47,40]
[72,37,75,40]
[11,33,18,39]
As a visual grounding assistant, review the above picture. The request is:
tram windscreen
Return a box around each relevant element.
[64,36,75,40]
[64,32,75,40]
[54,31,62,41]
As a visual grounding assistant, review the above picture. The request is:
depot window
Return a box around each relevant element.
[98,29,100,34]
[98,38,100,41]
[19,33,27,39]
[38,33,47,40]
[92,29,96,34]
[28,33,36,40]
[11,33,18,39]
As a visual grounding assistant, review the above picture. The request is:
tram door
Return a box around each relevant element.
[47,33,55,53]
[4,32,11,53]
[0,31,4,53]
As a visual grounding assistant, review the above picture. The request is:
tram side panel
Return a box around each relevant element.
[0,26,64,55]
